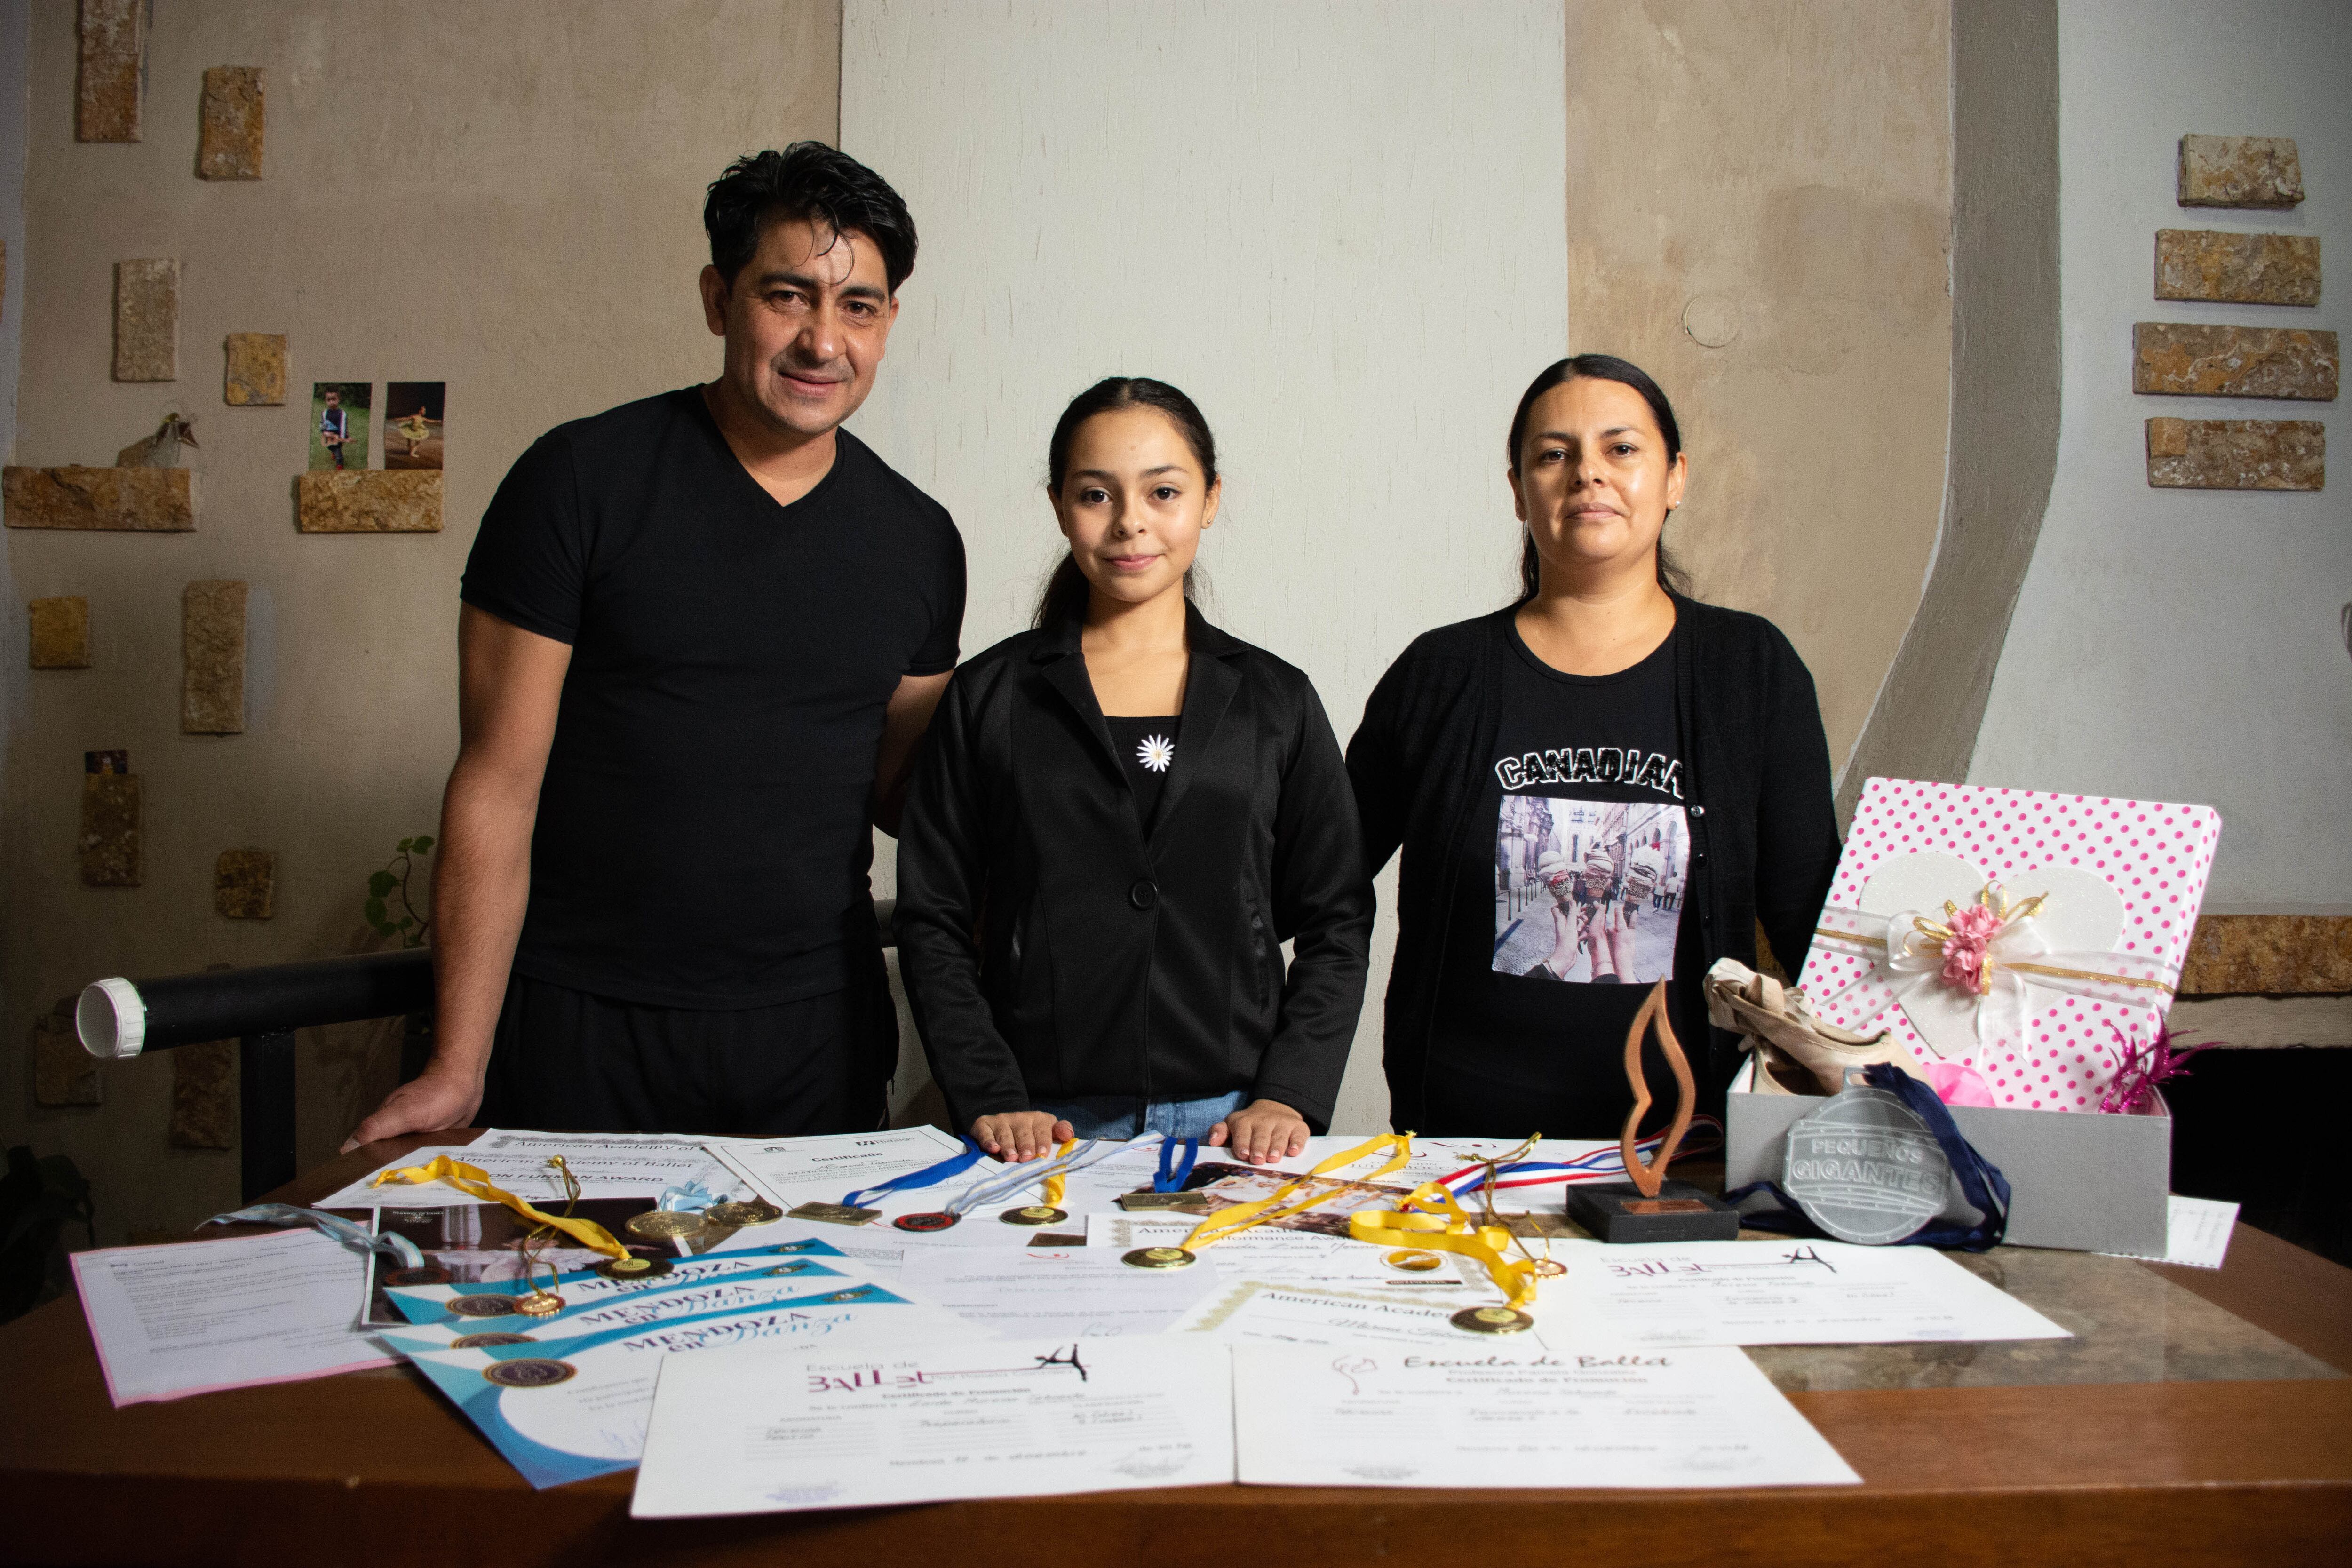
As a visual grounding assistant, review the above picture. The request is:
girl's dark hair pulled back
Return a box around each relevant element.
[1033,378,1219,629]
[1506,353,1691,603]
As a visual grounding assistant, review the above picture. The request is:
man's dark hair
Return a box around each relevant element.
[703,142,918,294]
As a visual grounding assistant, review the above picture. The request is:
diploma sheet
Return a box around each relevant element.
[708,1125,993,1217]
[632,1335,1235,1517]
[318,1130,746,1207]
[72,1230,392,1406]
[1233,1342,1860,1489]
[1176,1281,1564,1349]
[897,1245,1222,1337]
[1089,1215,1496,1299]
[1549,1239,2071,1346]
[2100,1195,2239,1270]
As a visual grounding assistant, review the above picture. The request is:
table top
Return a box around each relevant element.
[5,1130,2349,1568]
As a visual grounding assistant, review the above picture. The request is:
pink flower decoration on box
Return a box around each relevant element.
[1938,902,2002,991]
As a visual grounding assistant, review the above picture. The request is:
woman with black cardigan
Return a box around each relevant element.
[1347,356,1840,1139]
[897,378,1374,1166]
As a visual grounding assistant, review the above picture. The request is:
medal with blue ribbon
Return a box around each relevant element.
[786,1138,990,1229]
[904,1137,1133,1232]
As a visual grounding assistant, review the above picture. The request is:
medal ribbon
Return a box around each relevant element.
[1155,1137,1200,1193]
[204,1202,426,1268]
[370,1155,628,1260]
[1347,1183,1536,1309]
[1433,1119,1725,1197]
[1179,1133,1414,1254]
[947,1137,1131,1216]
[841,1138,988,1209]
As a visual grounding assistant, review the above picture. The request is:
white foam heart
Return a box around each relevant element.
[1856,852,2124,1060]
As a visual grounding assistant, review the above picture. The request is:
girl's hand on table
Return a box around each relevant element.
[1210,1100,1310,1166]
[971,1111,1074,1162]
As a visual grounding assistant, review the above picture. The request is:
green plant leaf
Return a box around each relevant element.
[373,921,397,937]
[412,835,435,853]
[397,838,413,853]
[368,870,397,897]
[365,896,388,925]
[397,917,415,931]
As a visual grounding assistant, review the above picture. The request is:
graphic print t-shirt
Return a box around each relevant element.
[1430,621,1692,1135]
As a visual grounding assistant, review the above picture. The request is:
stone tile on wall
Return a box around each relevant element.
[197,67,264,179]
[182,580,247,734]
[33,999,103,1107]
[215,849,276,919]
[2155,230,2320,307]
[2181,915,2352,996]
[2145,418,2323,490]
[222,333,286,405]
[2,465,196,530]
[295,469,443,533]
[2177,135,2303,209]
[113,259,179,381]
[29,596,92,669]
[75,0,144,143]
[79,772,140,886]
[2132,323,2338,400]
[170,1041,236,1150]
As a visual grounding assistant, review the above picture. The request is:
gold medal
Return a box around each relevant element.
[626,1209,708,1241]
[445,1293,522,1319]
[788,1201,883,1227]
[1122,1246,1198,1270]
[704,1200,784,1228]
[596,1255,671,1281]
[480,1358,577,1388]
[1451,1305,1535,1335]
[1000,1204,1068,1226]
[1384,1249,1444,1273]
[1530,1258,1567,1278]
[513,1291,565,1317]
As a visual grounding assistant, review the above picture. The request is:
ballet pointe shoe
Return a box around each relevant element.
[1705,957,1929,1098]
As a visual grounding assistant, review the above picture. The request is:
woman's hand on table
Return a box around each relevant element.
[1210,1100,1310,1165]
[971,1111,1074,1162]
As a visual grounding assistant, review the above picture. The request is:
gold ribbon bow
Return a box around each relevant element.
[1349,1183,1537,1309]
[372,1154,628,1261]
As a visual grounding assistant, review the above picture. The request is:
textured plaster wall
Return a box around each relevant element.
[842,0,1571,1134]
[1970,0,2352,910]
[1562,0,1954,774]
[3,0,841,1242]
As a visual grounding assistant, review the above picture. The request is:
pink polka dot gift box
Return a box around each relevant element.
[1724,777,2219,1256]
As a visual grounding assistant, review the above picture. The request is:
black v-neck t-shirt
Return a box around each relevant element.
[461,389,965,1007]
[1105,714,1184,833]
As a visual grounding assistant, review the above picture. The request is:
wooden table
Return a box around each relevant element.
[4,1131,2348,1567]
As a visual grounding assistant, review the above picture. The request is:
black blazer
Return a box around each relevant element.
[895,605,1375,1131]
[1347,598,1841,1131]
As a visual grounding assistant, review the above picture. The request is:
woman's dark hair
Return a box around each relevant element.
[1506,353,1691,601]
[704,142,918,293]
[1032,378,1219,629]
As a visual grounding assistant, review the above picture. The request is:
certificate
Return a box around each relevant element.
[379,1244,867,1348]
[71,1230,392,1406]
[708,1125,991,1218]
[632,1336,1235,1517]
[1233,1342,1861,1489]
[1176,1281,1559,1348]
[896,1246,1222,1338]
[1548,1239,2072,1346]
[396,1282,967,1488]
[1089,1215,1492,1298]
[318,1130,745,1207]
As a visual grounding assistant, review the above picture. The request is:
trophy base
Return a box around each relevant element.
[1564,1180,1743,1244]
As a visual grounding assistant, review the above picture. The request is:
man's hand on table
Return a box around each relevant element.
[1209,1099,1309,1166]
[971,1111,1075,1162]
[339,1066,483,1153]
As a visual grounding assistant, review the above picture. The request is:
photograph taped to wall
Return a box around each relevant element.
[309,382,370,471]
[384,382,444,470]
[1493,796,1688,984]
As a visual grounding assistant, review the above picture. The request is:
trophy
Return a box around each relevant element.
[1562,980,1742,1242]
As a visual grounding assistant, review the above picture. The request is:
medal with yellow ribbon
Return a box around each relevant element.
[1121,1133,1415,1270]
[371,1154,635,1307]
[1349,1173,1540,1333]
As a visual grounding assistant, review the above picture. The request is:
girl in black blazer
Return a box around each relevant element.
[896,378,1374,1166]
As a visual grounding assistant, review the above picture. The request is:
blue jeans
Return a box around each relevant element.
[1032,1091,1249,1141]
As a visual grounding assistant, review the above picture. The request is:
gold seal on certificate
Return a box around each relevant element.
[703,1200,784,1229]
[1122,1246,1198,1269]
[480,1358,577,1389]
[451,1331,536,1349]
[789,1201,883,1227]
[1001,1204,1068,1226]
[445,1294,522,1319]
[1452,1305,1535,1335]
[626,1210,708,1241]
[596,1255,671,1281]
[1384,1249,1444,1273]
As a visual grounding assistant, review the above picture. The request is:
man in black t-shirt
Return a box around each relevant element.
[343,144,964,1145]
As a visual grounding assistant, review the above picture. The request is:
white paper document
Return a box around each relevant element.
[708,1125,986,1214]
[71,1230,392,1405]
[1549,1239,2072,1346]
[898,1245,1223,1337]
[1089,1215,1494,1299]
[1177,1281,1557,1348]
[633,1335,1236,1517]
[318,1130,745,1207]
[2100,1195,2239,1270]
[1233,1342,1860,1489]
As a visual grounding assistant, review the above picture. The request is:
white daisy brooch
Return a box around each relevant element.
[1137,733,1175,772]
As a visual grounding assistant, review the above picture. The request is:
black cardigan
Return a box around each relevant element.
[1345,597,1840,1131]
[896,606,1374,1131]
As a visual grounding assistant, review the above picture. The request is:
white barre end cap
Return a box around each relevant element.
[77,978,146,1060]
